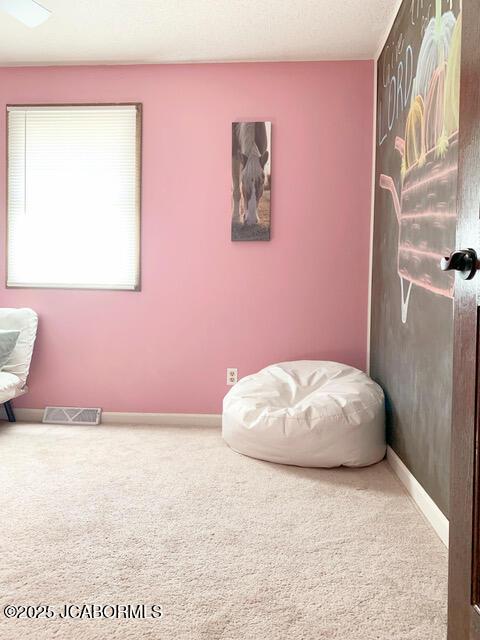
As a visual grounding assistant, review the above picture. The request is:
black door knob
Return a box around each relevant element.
[440,248,478,280]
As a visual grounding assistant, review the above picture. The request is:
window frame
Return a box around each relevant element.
[5,102,142,291]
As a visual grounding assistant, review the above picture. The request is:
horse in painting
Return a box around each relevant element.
[232,122,269,226]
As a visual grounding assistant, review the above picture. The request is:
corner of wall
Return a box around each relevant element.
[366,57,377,375]
[367,0,404,375]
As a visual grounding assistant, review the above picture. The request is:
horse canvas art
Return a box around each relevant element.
[231,122,271,241]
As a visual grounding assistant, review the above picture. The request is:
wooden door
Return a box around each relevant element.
[448,1,480,638]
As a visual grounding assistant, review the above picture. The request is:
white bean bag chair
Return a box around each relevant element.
[222,361,385,468]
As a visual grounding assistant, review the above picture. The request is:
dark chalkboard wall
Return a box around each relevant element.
[371,0,462,516]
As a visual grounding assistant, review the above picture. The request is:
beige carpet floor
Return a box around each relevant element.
[0,422,447,640]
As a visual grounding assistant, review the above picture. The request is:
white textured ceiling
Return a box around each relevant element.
[0,0,400,66]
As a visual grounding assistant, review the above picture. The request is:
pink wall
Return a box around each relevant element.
[0,62,374,413]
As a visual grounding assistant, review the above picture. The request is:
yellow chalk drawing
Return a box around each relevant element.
[403,6,460,168]
[425,62,446,156]
[443,11,461,137]
[403,95,426,174]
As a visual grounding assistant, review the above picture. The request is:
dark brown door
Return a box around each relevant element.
[448,1,480,638]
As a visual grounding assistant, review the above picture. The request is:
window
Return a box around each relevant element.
[7,104,141,290]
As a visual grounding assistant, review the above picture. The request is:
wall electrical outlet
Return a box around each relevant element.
[226,368,238,386]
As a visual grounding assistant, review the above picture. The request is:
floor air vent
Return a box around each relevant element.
[43,407,102,425]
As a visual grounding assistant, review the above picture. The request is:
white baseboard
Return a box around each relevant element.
[386,446,449,547]
[12,408,222,428]
[9,408,44,422]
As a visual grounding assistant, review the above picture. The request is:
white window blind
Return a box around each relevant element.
[7,105,140,290]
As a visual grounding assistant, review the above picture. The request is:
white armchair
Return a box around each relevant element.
[0,308,38,422]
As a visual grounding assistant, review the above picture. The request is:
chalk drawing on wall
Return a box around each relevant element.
[380,4,461,323]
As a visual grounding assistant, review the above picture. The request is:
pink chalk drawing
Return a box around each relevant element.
[379,4,461,323]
